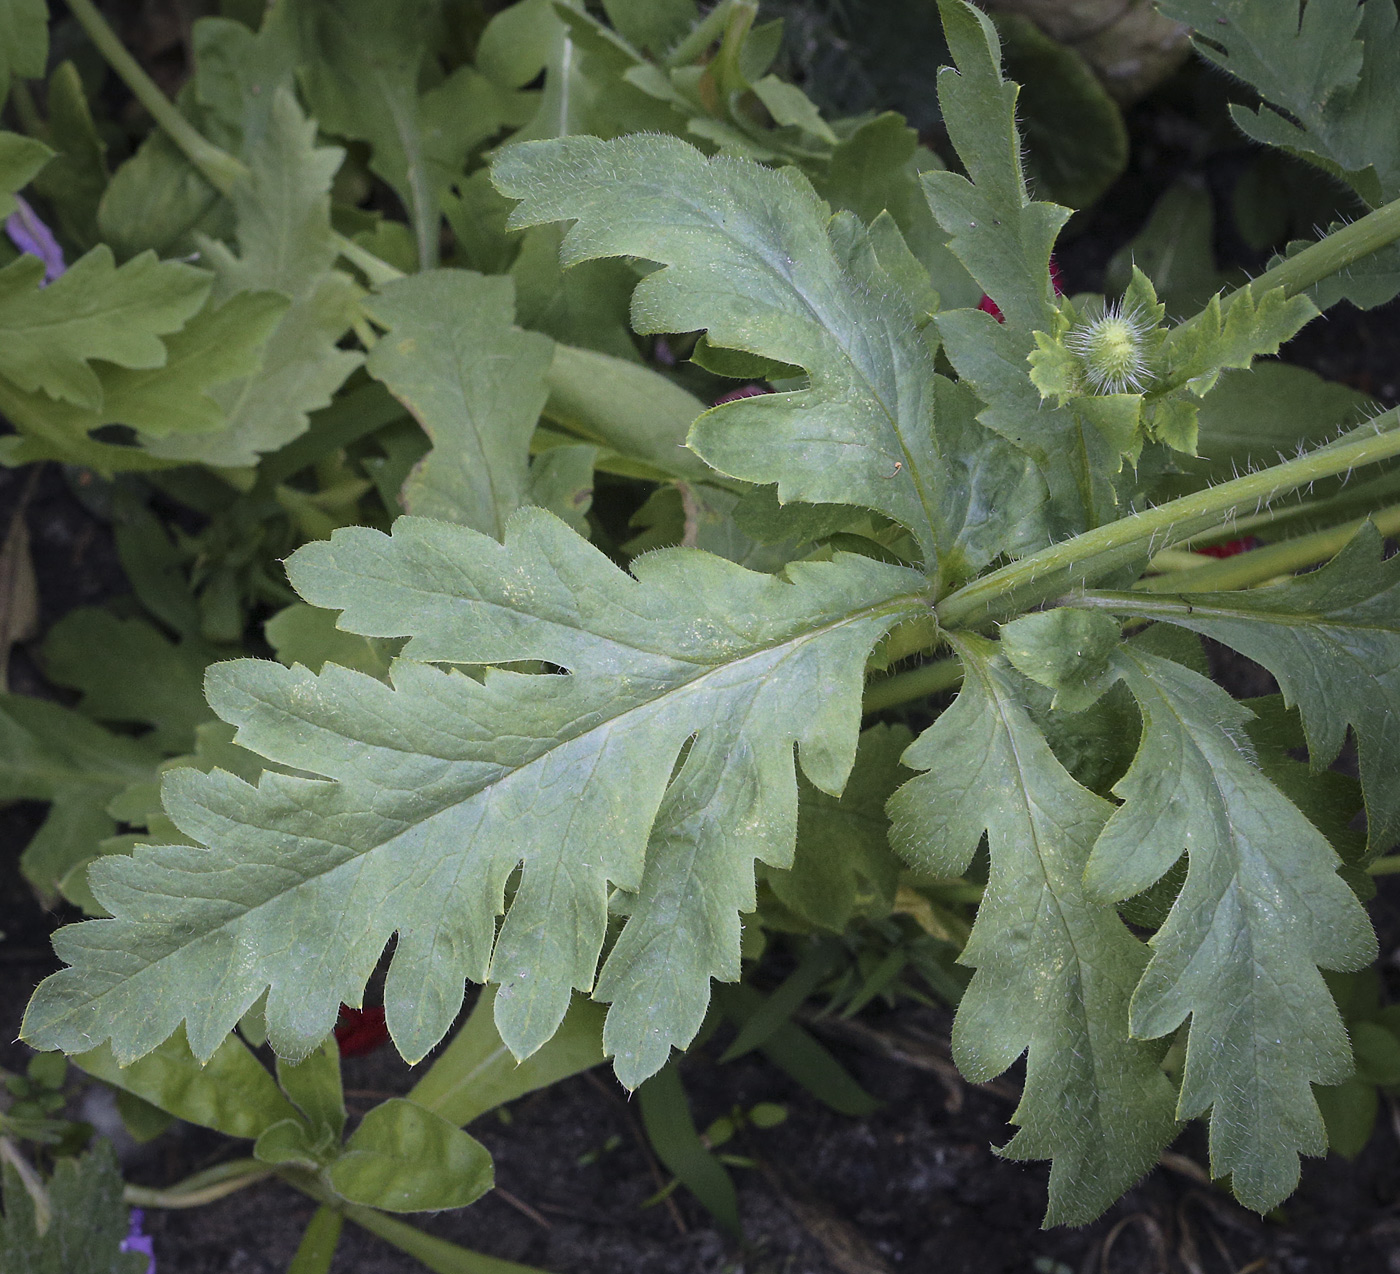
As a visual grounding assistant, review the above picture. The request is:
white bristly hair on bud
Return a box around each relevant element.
[1064,300,1154,395]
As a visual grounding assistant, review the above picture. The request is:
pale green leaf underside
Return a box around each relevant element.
[887,634,1177,1226]
[1086,648,1374,1212]
[23,510,927,1088]
[492,132,953,565]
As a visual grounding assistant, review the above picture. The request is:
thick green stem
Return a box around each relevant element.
[863,656,962,713]
[65,0,249,196]
[935,414,1400,632]
[1369,854,1400,876]
[1137,502,1400,594]
[1222,192,1400,307]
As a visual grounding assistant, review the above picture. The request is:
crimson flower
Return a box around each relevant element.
[1198,537,1259,559]
[334,1005,389,1057]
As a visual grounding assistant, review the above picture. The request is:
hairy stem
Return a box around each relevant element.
[863,656,962,713]
[1224,192,1400,307]
[1137,502,1400,594]
[935,413,1400,631]
[65,0,249,196]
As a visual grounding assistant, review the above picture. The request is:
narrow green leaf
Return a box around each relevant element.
[364,271,554,537]
[636,1063,740,1237]
[1084,647,1374,1212]
[0,0,47,110]
[287,1206,343,1274]
[408,986,605,1128]
[888,634,1178,1226]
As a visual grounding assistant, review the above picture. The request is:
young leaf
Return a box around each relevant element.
[922,0,1067,333]
[922,2,1114,536]
[327,1099,494,1213]
[1161,283,1319,399]
[492,132,958,568]
[1085,523,1400,852]
[22,510,929,1086]
[887,634,1178,1226]
[0,246,209,409]
[144,88,361,466]
[1084,647,1375,1212]
[363,271,555,537]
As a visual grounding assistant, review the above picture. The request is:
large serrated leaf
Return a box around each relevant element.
[1089,523,1400,852]
[492,132,959,569]
[1084,647,1375,1212]
[22,510,928,1089]
[887,633,1178,1226]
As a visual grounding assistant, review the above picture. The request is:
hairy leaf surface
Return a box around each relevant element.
[22,510,928,1085]
[887,634,1177,1225]
[493,132,957,567]
[1085,648,1375,1211]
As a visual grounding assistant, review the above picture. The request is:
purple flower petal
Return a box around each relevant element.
[5,195,65,283]
[121,1208,156,1274]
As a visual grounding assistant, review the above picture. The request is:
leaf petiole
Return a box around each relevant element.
[64,0,250,196]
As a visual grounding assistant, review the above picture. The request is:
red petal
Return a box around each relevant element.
[335,1005,389,1057]
[1198,538,1259,559]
